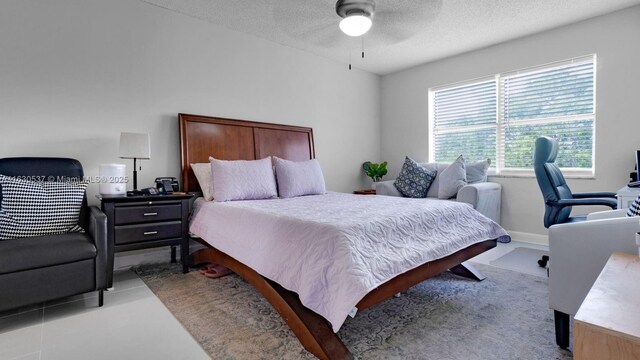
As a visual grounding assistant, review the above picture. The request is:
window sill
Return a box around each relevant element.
[488,173,596,180]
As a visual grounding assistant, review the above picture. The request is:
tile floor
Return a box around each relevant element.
[0,270,209,360]
[0,240,546,360]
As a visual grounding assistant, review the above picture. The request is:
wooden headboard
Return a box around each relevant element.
[179,113,315,193]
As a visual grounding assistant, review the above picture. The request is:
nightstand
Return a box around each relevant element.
[353,189,376,195]
[98,193,193,280]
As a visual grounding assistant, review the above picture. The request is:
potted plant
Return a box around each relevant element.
[362,161,388,183]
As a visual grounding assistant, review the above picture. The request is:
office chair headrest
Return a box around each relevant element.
[533,136,559,165]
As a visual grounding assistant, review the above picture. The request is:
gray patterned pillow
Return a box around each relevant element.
[394,157,437,198]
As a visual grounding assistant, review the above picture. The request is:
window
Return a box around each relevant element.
[429,55,595,176]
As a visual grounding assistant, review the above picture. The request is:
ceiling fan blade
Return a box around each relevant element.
[271,0,350,47]
[270,0,444,49]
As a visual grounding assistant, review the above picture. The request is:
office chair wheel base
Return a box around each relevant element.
[537,255,549,268]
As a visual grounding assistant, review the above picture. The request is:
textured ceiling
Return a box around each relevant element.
[140,0,640,75]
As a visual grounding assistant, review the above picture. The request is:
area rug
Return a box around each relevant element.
[490,247,550,278]
[134,263,571,360]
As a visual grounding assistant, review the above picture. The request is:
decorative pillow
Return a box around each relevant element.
[421,162,446,198]
[0,175,87,240]
[627,194,640,217]
[274,157,326,198]
[438,155,467,199]
[466,158,491,184]
[394,157,437,198]
[191,163,213,201]
[209,157,278,202]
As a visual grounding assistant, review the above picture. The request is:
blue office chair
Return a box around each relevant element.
[533,136,617,267]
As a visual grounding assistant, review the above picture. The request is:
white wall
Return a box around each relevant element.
[0,0,381,203]
[381,6,640,239]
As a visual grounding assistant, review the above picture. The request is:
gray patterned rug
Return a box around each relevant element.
[134,263,572,360]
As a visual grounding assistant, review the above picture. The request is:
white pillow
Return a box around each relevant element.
[209,157,278,202]
[438,155,467,199]
[191,163,213,201]
[274,157,326,198]
[466,159,491,184]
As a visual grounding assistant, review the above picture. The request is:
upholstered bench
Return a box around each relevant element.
[375,157,502,224]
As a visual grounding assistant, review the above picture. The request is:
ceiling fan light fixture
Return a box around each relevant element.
[336,0,375,37]
[339,14,372,37]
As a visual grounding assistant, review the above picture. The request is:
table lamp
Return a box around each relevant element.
[119,132,150,190]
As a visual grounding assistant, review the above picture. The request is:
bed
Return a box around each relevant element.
[179,113,510,359]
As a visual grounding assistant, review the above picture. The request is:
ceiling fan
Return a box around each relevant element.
[272,0,439,49]
[335,0,376,37]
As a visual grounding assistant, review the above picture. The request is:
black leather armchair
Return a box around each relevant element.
[0,157,111,312]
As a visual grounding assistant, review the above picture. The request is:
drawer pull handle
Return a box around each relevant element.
[143,213,158,216]
[143,231,158,235]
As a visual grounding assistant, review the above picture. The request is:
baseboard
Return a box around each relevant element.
[506,230,548,246]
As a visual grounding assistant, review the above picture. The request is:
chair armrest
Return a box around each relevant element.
[555,198,617,209]
[88,206,110,289]
[375,180,402,197]
[548,216,640,316]
[456,182,502,224]
[586,209,628,220]
[572,191,617,199]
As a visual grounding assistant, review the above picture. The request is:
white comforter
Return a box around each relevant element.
[189,192,510,332]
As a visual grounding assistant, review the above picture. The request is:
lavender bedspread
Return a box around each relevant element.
[189,192,510,332]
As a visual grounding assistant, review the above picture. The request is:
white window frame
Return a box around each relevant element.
[428,54,596,178]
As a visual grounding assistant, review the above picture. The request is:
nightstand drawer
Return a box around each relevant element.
[114,221,182,245]
[114,204,181,225]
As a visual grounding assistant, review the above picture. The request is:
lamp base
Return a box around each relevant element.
[133,167,138,191]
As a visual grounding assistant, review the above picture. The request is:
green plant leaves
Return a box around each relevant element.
[362,161,388,182]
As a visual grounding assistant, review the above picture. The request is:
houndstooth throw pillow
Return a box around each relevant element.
[394,156,437,198]
[627,194,640,217]
[0,175,87,240]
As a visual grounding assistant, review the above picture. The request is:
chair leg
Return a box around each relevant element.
[538,255,549,268]
[98,289,104,307]
[554,310,570,349]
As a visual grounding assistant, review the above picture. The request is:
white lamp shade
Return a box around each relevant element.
[339,15,372,37]
[119,132,150,159]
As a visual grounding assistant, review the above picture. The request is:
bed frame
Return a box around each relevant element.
[179,113,497,360]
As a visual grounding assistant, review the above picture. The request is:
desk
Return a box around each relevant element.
[574,252,640,359]
[616,186,640,209]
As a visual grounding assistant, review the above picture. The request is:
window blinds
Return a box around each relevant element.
[430,55,595,175]
[499,58,595,170]
[432,79,497,163]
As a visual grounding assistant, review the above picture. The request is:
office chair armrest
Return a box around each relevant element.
[88,206,109,289]
[554,198,617,209]
[572,191,617,199]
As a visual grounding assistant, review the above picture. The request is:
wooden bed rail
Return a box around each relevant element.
[192,239,497,359]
